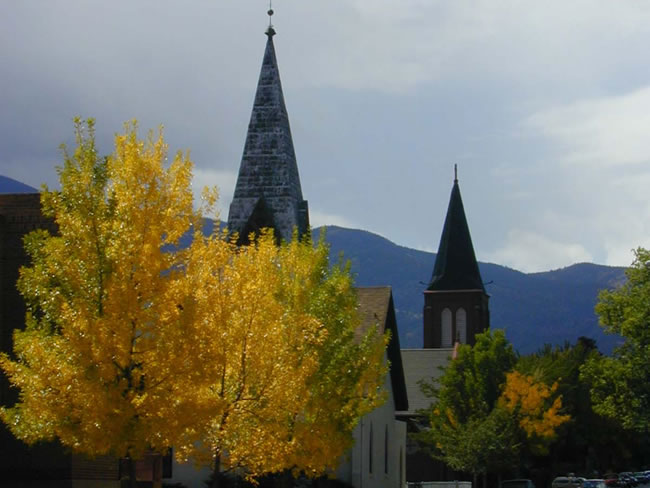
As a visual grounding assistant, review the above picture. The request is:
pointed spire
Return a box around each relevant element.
[227,15,309,244]
[428,170,485,292]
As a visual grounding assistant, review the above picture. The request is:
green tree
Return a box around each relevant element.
[419,330,570,486]
[418,330,519,485]
[0,119,388,488]
[425,404,520,482]
[519,339,648,477]
[582,247,650,433]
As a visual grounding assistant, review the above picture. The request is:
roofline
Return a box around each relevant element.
[385,292,409,412]
[423,288,487,295]
[396,411,423,417]
[401,347,455,352]
[395,412,412,419]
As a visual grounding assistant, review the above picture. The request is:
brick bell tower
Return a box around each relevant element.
[423,167,489,348]
[227,15,309,245]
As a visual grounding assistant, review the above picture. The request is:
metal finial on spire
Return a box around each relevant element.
[454,164,458,183]
[266,0,276,36]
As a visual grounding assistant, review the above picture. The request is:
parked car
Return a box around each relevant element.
[552,476,584,488]
[603,473,620,488]
[619,473,639,488]
[501,479,535,488]
[583,479,606,488]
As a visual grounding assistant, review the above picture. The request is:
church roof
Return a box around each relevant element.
[227,26,309,244]
[397,348,453,416]
[428,175,485,292]
[356,286,409,412]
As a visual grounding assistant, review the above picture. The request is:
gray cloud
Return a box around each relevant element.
[2,1,650,271]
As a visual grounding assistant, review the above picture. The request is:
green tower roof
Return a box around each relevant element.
[428,174,485,292]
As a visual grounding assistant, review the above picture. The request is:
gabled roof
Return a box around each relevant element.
[428,176,485,292]
[227,26,309,244]
[356,286,408,412]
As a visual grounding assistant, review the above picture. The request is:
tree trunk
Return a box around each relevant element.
[212,452,221,488]
[128,456,137,488]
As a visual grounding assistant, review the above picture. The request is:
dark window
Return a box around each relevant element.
[456,308,467,343]
[369,423,373,474]
[384,425,389,474]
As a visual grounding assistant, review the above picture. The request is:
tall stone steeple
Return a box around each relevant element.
[423,168,489,348]
[227,19,309,245]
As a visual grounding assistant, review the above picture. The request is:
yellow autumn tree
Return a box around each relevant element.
[498,370,570,454]
[172,230,387,486]
[0,119,201,463]
[0,119,388,488]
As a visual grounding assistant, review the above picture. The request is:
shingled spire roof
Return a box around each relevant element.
[227,24,309,244]
[428,170,485,292]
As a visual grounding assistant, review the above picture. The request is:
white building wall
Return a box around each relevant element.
[337,356,407,488]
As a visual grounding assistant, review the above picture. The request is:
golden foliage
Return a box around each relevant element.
[0,119,387,479]
[171,230,387,477]
[1,119,199,458]
[498,371,570,440]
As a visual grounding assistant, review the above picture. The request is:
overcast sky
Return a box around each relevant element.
[2,1,650,272]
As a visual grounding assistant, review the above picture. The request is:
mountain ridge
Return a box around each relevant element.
[0,175,38,193]
[313,225,625,354]
[0,175,624,355]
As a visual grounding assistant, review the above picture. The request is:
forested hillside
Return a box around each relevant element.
[314,226,625,354]
[0,174,626,356]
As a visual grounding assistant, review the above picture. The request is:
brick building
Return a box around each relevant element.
[0,193,125,487]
